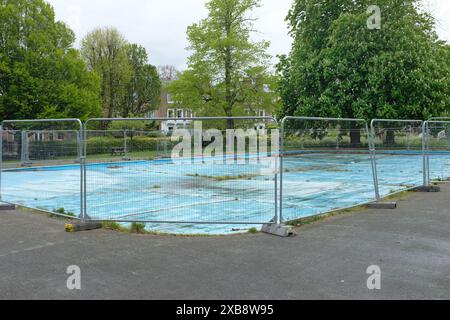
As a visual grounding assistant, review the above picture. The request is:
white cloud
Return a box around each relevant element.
[46,0,449,70]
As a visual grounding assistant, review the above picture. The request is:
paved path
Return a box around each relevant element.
[1,185,450,300]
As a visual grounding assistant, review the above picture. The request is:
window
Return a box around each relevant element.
[258,110,265,117]
[177,109,183,118]
[167,94,174,104]
[167,109,175,118]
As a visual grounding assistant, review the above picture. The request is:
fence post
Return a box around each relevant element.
[78,126,85,221]
[83,122,87,221]
[272,117,279,225]
[164,131,168,157]
[279,117,286,224]
[20,130,30,166]
[422,121,429,187]
[0,125,2,202]
[123,129,130,160]
[369,120,381,201]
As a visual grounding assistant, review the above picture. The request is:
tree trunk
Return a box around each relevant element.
[224,50,234,130]
[385,130,395,145]
[226,119,234,129]
[349,123,361,147]
[350,130,361,147]
[224,12,234,130]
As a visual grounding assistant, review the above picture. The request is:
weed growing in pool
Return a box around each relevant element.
[284,165,350,173]
[187,173,258,181]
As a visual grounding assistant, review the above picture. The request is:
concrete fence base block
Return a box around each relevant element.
[414,185,441,193]
[261,224,296,237]
[65,222,102,233]
[367,202,397,209]
[0,203,16,211]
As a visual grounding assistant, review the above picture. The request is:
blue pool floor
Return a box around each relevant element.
[2,153,450,234]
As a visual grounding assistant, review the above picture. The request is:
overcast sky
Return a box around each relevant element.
[46,0,450,70]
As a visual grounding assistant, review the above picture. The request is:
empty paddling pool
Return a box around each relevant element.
[2,151,449,234]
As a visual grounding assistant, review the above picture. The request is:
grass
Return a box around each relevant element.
[286,189,414,228]
[248,227,258,234]
[15,205,77,221]
[130,222,146,234]
[15,204,254,238]
[48,207,76,218]
[100,221,221,237]
[102,221,129,232]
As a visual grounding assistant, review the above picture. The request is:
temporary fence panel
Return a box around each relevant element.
[0,119,84,219]
[370,119,424,198]
[83,117,279,234]
[280,117,376,223]
[423,120,450,184]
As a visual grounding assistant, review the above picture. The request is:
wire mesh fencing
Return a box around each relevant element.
[82,117,279,234]
[280,117,376,223]
[0,119,83,219]
[424,120,450,184]
[1,116,445,234]
[370,119,425,198]
[1,130,80,167]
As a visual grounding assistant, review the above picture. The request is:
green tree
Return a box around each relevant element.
[0,0,101,121]
[123,44,161,118]
[168,0,278,129]
[81,27,131,119]
[278,0,450,142]
[81,29,161,120]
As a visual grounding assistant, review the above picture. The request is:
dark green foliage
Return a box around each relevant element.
[0,0,102,121]
[278,0,450,121]
[86,136,173,155]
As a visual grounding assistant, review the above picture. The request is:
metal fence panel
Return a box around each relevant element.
[280,117,376,223]
[370,119,424,198]
[82,117,279,234]
[0,119,83,219]
[423,120,450,184]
